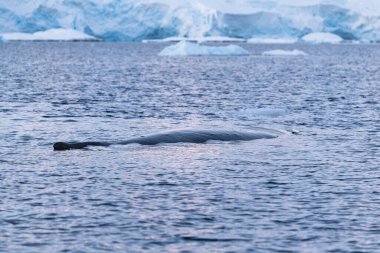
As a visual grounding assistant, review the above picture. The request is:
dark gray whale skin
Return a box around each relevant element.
[53,129,279,151]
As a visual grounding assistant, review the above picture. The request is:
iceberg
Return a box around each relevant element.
[158,41,249,56]
[144,36,246,43]
[1,28,98,41]
[262,49,307,56]
[302,32,343,44]
[195,36,246,43]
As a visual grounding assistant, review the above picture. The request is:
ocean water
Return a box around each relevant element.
[0,42,379,253]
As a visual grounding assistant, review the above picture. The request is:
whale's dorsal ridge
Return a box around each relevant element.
[53,129,279,151]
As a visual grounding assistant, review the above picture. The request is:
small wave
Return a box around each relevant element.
[180,236,250,242]
[240,108,288,118]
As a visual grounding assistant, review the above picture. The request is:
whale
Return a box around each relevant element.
[53,129,280,151]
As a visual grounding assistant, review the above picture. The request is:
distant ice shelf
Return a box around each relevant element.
[158,41,250,56]
[262,49,307,56]
[1,28,98,41]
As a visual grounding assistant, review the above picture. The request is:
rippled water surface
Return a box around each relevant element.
[1,42,380,252]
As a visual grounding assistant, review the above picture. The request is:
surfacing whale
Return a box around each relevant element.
[53,129,279,151]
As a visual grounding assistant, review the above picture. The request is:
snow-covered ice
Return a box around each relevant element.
[262,49,307,56]
[302,33,343,44]
[158,41,249,56]
[0,0,379,42]
[1,28,97,41]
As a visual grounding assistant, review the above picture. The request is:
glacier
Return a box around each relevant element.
[158,41,249,56]
[0,0,380,42]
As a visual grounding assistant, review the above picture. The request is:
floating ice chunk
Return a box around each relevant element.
[262,49,307,56]
[143,37,189,43]
[1,28,98,41]
[158,41,249,56]
[247,37,298,44]
[1,32,34,41]
[144,36,246,43]
[240,108,288,118]
[196,36,246,43]
[302,32,343,44]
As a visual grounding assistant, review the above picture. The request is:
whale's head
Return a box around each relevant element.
[54,142,71,151]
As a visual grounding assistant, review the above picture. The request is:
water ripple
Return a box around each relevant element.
[0,42,379,253]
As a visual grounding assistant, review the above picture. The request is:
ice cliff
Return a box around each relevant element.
[0,0,380,42]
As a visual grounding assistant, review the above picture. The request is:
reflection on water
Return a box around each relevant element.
[0,42,379,252]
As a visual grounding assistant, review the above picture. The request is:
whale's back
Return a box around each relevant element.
[120,130,278,145]
[54,129,280,150]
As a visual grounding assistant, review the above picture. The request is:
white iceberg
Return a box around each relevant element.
[1,28,98,41]
[262,49,307,56]
[302,32,343,44]
[247,37,298,44]
[158,41,249,56]
[196,36,246,43]
[144,36,246,43]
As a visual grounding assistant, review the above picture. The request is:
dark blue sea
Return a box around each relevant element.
[0,42,379,253]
